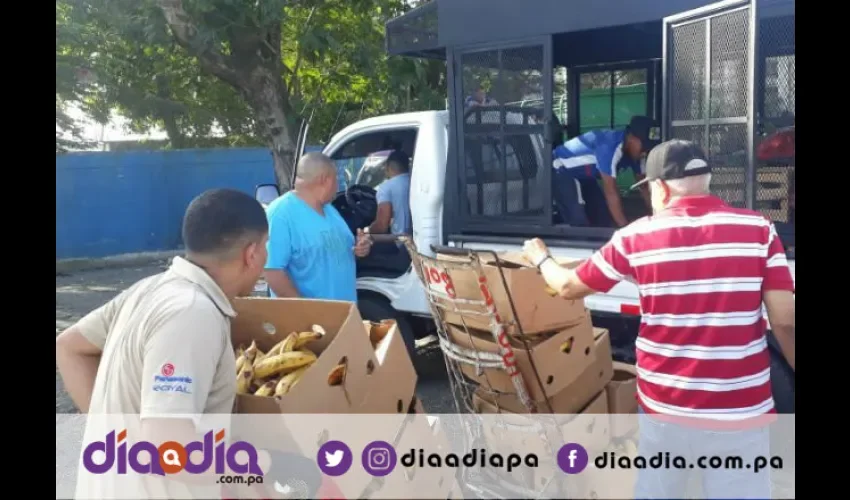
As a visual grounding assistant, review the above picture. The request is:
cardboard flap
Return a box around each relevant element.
[232,297,359,353]
[481,251,532,268]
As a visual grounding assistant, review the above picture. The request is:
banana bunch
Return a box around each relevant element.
[235,325,326,399]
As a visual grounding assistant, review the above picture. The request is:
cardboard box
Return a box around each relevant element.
[434,252,586,335]
[358,400,459,499]
[231,298,413,414]
[355,320,418,413]
[474,390,611,458]
[606,361,639,441]
[474,328,614,414]
[606,362,638,414]
[447,314,597,403]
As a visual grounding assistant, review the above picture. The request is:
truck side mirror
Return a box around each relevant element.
[255,184,280,206]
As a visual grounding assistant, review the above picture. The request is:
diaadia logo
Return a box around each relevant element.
[82,429,264,476]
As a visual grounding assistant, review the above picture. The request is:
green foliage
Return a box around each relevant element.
[56,0,446,151]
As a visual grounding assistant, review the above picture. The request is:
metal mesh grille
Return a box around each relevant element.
[668,8,750,209]
[460,45,547,218]
[755,12,795,225]
[385,1,439,55]
[669,21,706,122]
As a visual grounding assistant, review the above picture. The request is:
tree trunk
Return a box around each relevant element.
[241,66,298,192]
[157,0,299,191]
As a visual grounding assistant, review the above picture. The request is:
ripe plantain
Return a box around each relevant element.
[327,363,347,387]
[368,321,393,346]
[244,341,259,364]
[274,366,309,397]
[254,351,318,379]
[235,346,246,373]
[236,365,254,394]
[280,332,299,353]
[262,333,290,359]
[559,337,574,353]
[254,380,277,397]
[294,325,325,348]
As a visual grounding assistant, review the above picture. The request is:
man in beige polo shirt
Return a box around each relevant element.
[56,189,269,498]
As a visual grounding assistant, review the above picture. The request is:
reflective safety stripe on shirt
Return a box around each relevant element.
[573,196,795,421]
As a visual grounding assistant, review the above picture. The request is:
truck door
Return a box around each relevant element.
[448,37,553,235]
[662,0,757,209]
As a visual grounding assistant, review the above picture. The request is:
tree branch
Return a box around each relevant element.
[288,6,317,99]
[156,0,242,88]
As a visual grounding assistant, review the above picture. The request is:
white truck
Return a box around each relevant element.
[258,0,795,411]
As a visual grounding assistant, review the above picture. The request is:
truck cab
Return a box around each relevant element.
[259,0,795,411]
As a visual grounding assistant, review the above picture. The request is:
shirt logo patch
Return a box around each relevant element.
[153,364,193,394]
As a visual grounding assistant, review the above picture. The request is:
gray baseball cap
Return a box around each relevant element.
[630,139,711,190]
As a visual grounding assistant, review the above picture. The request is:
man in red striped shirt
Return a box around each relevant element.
[523,139,795,499]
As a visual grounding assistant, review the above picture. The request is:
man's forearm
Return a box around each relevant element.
[602,186,629,227]
[639,186,652,211]
[56,349,100,413]
[265,270,300,298]
[772,326,795,371]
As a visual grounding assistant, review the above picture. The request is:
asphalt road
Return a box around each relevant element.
[55,260,456,414]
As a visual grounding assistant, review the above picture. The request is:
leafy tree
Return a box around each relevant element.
[58,0,446,188]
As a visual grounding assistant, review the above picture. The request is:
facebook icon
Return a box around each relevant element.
[557,443,589,474]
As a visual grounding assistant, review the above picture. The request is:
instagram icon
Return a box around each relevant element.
[362,441,397,477]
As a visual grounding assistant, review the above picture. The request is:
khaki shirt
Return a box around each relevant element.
[75,257,236,499]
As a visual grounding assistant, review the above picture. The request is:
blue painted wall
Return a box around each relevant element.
[56,146,370,259]
[56,148,277,259]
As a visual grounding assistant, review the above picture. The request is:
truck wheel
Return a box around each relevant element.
[357,291,416,360]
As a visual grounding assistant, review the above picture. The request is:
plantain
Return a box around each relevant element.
[235,346,246,373]
[280,332,299,353]
[244,341,259,364]
[559,338,575,353]
[327,363,347,387]
[254,380,276,397]
[236,365,254,394]
[544,285,559,297]
[274,366,309,397]
[262,334,289,359]
[294,325,325,349]
[254,351,318,379]
[368,320,393,346]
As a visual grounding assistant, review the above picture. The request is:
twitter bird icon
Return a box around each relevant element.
[316,441,353,476]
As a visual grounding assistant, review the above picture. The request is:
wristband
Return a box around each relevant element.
[535,255,553,269]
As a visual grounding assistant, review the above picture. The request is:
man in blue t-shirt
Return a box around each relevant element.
[264,152,372,302]
[552,115,658,228]
[369,150,412,238]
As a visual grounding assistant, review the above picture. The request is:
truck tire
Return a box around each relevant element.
[357,291,416,360]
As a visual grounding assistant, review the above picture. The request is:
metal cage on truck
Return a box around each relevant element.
[386,0,795,254]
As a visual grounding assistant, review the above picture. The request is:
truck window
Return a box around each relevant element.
[330,128,418,189]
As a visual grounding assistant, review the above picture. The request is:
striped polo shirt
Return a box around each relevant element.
[574,195,795,421]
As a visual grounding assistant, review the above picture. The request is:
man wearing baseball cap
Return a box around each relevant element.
[526,139,795,499]
[552,115,659,227]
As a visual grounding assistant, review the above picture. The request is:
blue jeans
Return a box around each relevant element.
[635,409,772,500]
[552,169,613,227]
